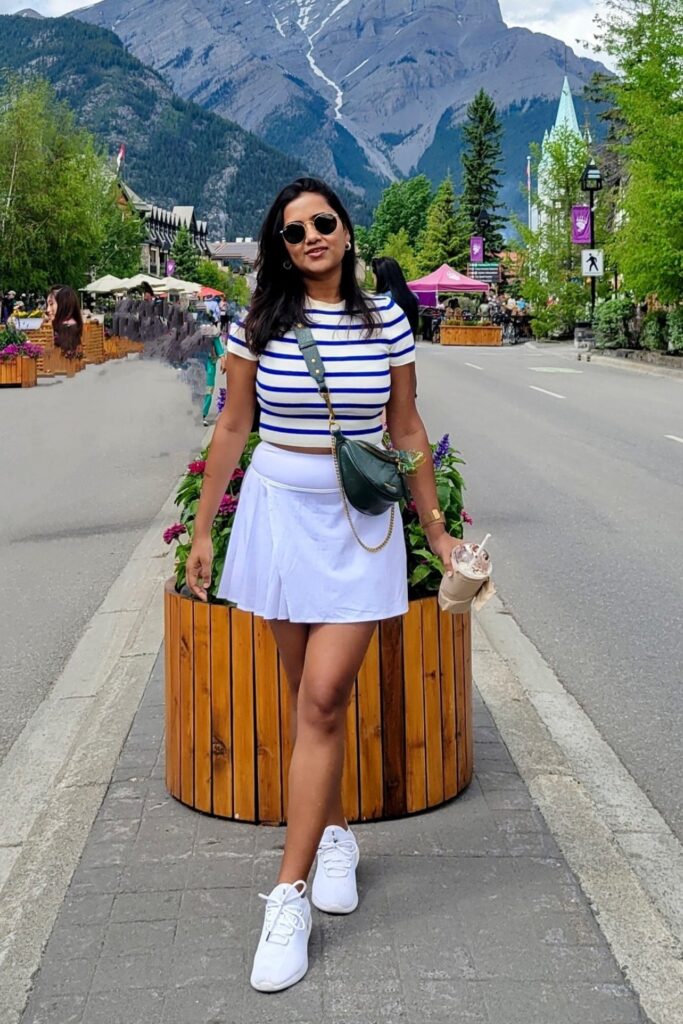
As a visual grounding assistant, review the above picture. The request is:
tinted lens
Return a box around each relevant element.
[282,222,306,244]
[314,213,338,235]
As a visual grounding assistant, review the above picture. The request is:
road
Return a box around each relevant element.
[0,357,207,763]
[416,341,683,841]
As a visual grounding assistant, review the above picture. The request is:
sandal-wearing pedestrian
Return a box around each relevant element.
[250,880,312,992]
[312,825,360,914]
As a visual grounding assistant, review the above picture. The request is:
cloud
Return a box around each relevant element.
[0,2,88,14]
[499,0,609,64]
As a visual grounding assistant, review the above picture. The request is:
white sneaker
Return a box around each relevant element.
[250,880,312,992]
[311,825,360,914]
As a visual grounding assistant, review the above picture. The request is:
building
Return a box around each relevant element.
[118,183,210,277]
[209,239,259,271]
[530,76,585,233]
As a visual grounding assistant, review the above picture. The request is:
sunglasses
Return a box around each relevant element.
[280,213,339,246]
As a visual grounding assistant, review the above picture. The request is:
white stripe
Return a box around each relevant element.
[664,434,683,445]
[465,362,483,370]
[529,385,566,400]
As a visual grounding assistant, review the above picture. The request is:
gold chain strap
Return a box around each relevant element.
[330,432,395,553]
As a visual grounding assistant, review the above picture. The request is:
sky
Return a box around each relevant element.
[0,0,607,63]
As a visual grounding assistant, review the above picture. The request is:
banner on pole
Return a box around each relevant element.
[166,259,176,276]
[470,236,484,263]
[571,206,592,245]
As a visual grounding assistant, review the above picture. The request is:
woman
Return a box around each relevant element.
[372,256,420,337]
[202,331,226,426]
[47,286,83,354]
[186,177,463,994]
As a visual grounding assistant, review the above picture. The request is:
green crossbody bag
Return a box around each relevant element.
[294,324,423,552]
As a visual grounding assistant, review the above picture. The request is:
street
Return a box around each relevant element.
[0,358,207,763]
[416,341,683,841]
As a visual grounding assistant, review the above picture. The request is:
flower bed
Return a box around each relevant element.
[0,325,42,388]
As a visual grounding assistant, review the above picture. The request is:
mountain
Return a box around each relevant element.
[0,14,310,236]
[77,0,608,215]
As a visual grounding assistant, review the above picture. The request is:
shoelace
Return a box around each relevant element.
[318,835,358,878]
[258,883,308,946]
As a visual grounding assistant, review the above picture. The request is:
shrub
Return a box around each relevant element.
[640,311,668,351]
[593,298,635,349]
[666,309,683,353]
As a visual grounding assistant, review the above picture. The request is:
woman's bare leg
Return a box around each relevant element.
[275,621,376,885]
[269,620,308,748]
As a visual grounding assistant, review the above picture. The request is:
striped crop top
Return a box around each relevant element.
[227,294,416,447]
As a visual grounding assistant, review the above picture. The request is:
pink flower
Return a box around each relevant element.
[218,494,238,516]
[231,468,245,481]
[187,459,206,476]
[406,500,417,514]
[163,523,187,544]
[462,510,473,525]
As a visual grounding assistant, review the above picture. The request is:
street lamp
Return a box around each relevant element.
[476,208,491,262]
[580,160,603,320]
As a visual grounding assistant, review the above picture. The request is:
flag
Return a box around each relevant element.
[470,236,484,263]
[571,205,592,245]
[116,144,126,172]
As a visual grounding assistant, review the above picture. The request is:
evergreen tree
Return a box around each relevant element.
[379,229,419,281]
[415,176,472,273]
[460,90,506,259]
[171,225,200,279]
[369,175,433,255]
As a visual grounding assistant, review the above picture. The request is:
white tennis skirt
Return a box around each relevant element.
[216,442,408,623]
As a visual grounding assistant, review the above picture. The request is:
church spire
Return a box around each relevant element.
[553,75,580,137]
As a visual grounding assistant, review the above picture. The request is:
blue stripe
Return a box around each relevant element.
[391,344,416,359]
[267,337,396,347]
[388,327,414,345]
[259,399,384,410]
[261,350,388,362]
[257,383,391,394]
[258,365,389,379]
[260,421,379,437]
[257,409,379,421]
[298,315,404,331]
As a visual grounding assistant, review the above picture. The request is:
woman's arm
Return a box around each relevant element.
[385,363,463,571]
[187,354,257,599]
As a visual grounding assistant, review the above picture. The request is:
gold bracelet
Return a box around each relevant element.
[420,508,445,529]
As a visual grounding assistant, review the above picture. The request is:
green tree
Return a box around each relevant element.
[369,175,433,254]
[415,176,471,273]
[94,189,145,277]
[460,90,506,258]
[379,228,419,281]
[196,258,232,292]
[0,77,125,291]
[596,0,683,302]
[170,225,200,279]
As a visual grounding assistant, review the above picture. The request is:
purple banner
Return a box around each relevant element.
[571,206,592,245]
[470,236,484,263]
[166,258,177,276]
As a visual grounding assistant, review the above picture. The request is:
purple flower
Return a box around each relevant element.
[218,494,238,516]
[432,433,450,470]
[462,509,473,525]
[163,523,187,545]
[217,387,227,413]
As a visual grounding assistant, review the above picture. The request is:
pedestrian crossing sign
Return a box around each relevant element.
[581,250,604,277]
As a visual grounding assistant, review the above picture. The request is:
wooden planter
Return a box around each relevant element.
[104,336,144,360]
[83,322,106,365]
[441,324,502,346]
[164,581,473,824]
[0,356,38,387]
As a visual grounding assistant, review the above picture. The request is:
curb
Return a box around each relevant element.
[0,425,213,1024]
[473,595,683,1024]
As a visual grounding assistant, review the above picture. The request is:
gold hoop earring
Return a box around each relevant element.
[283,259,292,270]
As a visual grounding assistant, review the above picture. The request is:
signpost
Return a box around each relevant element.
[581,250,604,277]
[467,262,500,284]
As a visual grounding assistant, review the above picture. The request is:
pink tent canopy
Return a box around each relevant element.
[408,264,488,304]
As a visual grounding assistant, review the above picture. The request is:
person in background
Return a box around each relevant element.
[2,290,16,323]
[202,332,226,426]
[49,286,83,354]
[371,257,420,337]
[142,281,155,303]
[218,296,230,334]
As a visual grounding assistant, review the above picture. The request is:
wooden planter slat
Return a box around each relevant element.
[422,599,444,808]
[193,602,212,814]
[440,324,502,346]
[357,630,383,820]
[254,616,282,825]
[439,611,458,801]
[210,604,232,818]
[165,584,473,823]
[379,615,407,818]
[231,609,256,821]
[0,356,38,387]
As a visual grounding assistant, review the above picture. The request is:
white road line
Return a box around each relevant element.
[664,434,683,445]
[529,385,566,400]
[464,362,483,370]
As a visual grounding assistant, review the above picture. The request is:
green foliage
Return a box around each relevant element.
[596,0,683,302]
[415,176,469,274]
[166,435,469,603]
[593,297,635,348]
[171,226,200,280]
[196,259,231,292]
[0,77,130,291]
[369,175,433,256]
[666,308,683,352]
[229,274,250,307]
[95,191,145,277]
[354,225,374,264]
[640,310,668,351]
[460,90,506,258]
[379,228,419,280]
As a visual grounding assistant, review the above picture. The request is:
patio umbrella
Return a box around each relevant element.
[199,286,224,298]
[408,264,488,305]
[83,274,128,294]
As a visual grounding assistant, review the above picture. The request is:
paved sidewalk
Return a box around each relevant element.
[20,653,648,1024]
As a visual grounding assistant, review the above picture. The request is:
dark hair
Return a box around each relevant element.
[142,281,154,298]
[245,177,378,354]
[52,286,83,352]
[371,257,420,336]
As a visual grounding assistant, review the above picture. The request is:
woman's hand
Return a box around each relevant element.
[186,534,213,602]
[428,531,469,577]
